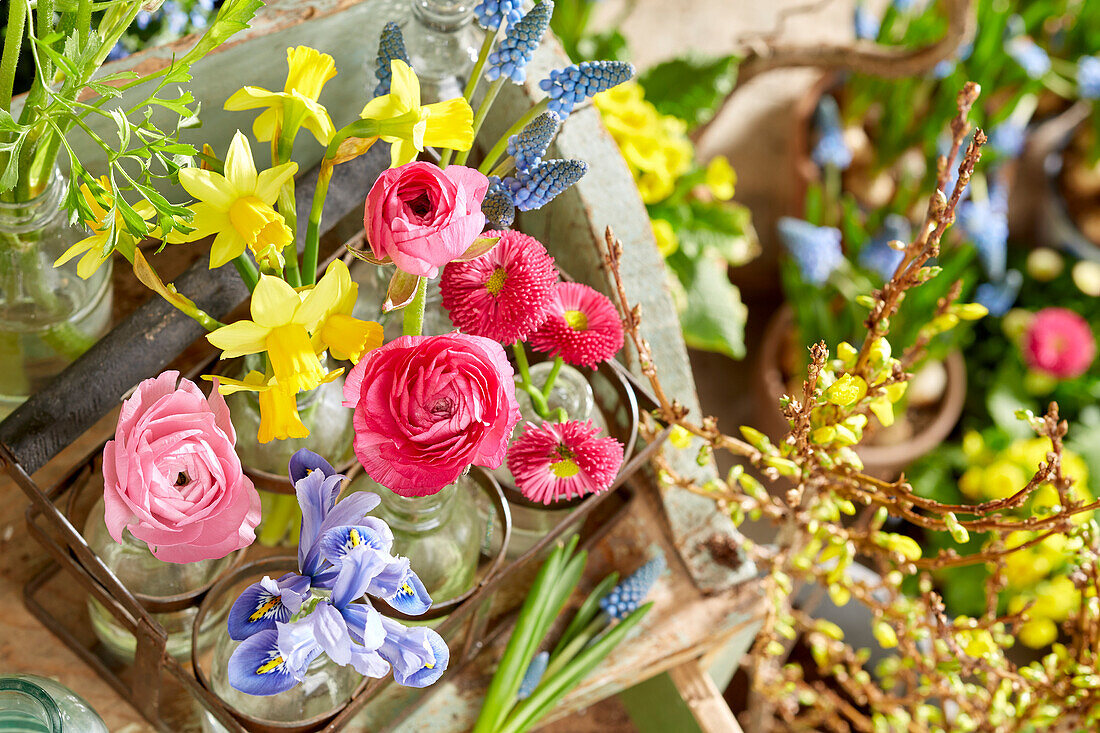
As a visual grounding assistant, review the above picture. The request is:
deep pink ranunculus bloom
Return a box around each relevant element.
[102,371,260,563]
[343,333,521,497]
[363,162,489,278]
[1023,307,1096,379]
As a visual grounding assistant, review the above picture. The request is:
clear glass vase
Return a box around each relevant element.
[386,0,481,102]
[0,169,112,419]
[488,361,605,559]
[225,356,355,546]
[0,675,108,733]
[200,632,360,732]
[349,474,481,606]
[351,263,453,341]
[83,499,236,663]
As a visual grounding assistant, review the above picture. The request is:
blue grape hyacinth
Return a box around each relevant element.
[486,1,554,84]
[504,159,588,211]
[374,22,410,98]
[859,213,911,281]
[1007,36,1050,79]
[599,554,666,621]
[474,0,525,31]
[812,96,851,170]
[1078,56,1100,100]
[516,650,549,700]
[482,178,517,228]
[958,182,1008,280]
[507,112,561,172]
[974,270,1023,317]
[854,4,880,41]
[539,61,634,118]
[988,120,1027,158]
[778,217,845,286]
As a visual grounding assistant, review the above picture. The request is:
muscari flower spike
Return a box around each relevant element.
[517,651,550,700]
[599,554,666,621]
[374,22,411,98]
[858,213,910,281]
[777,217,844,287]
[1007,35,1050,79]
[988,119,1026,158]
[932,41,972,80]
[485,0,554,84]
[482,178,517,228]
[505,159,588,211]
[1078,56,1100,100]
[473,0,524,31]
[854,4,879,41]
[974,270,1022,318]
[812,96,851,170]
[507,111,561,173]
[539,60,635,118]
[957,182,1008,280]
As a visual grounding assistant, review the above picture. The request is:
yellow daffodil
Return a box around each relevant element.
[308,260,384,362]
[706,155,737,201]
[174,131,298,269]
[207,273,335,393]
[54,177,154,279]
[215,370,339,443]
[360,59,474,167]
[650,218,678,257]
[225,46,337,145]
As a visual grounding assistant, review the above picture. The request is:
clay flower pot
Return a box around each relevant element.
[753,305,966,480]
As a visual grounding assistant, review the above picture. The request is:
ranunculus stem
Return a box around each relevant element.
[478,99,550,176]
[403,276,428,337]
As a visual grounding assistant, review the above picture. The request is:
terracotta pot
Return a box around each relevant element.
[753,305,967,480]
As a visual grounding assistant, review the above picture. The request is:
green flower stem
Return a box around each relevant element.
[402,276,428,337]
[488,156,515,179]
[478,99,550,175]
[272,128,301,288]
[441,27,499,169]
[551,571,619,657]
[233,254,259,292]
[540,612,607,681]
[540,356,563,404]
[258,493,298,546]
[512,341,551,418]
[302,162,331,285]
[823,163,841,228]
[0,0,27,111]
[455,77,506,168]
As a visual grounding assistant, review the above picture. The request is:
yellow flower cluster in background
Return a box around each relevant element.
[959,432,1093,647]
[594,81,694,204]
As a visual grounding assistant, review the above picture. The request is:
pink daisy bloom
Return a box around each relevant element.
[1023,307,1096,379]
[507,420,624,504]
[440,230,558,343]
[530,282,624,368]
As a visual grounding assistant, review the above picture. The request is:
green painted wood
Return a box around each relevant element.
[618,672,706,733]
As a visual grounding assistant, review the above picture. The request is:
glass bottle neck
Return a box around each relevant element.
[0,679,64,733]
[0,169,64,234]
[378,481,458,532]
[410,0,474,32]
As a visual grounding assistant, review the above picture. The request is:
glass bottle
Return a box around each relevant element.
[351,263,453,341]
[0,168,112,419]
[387,0,482,102]
[225,356,355,546]
[83,500,236,663]
[0,675,108,733]
[200,632,359,732]
[489,361,605,559]
[350,474,482,605]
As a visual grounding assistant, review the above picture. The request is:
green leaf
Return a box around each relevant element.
[668,250,747,359]
[577,30,630,62]
[175,0,263,73]
[682,199,760,265]
[637,54,739,129]
[986,373,1034,440]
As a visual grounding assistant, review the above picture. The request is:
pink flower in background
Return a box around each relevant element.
[1023,307,1096,379]
[363,162,489,278]
[507,420,624,504]
[343,333,521,497]
[530,282,624,368]
[440,229,558,343]
[102,371,260,563]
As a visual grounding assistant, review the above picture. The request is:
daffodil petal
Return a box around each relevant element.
[54,234,99,268]
[294,266,344,329]
[389,59,420,109]
[252,107,280,143]
[254,162,300,204]
[77,247,109,280]
[184,201,230,241]
[423,98,474,151]
[206,370,270,394]
[207,321,271,358]
[361,94,408,121]
[225,131,259,195]
[210,229,248,268]
[225,86,280,111]
[179,168,235,211]
[250,275,303,328]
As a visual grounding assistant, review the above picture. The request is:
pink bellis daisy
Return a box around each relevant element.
[507,420,624,504]
[1023,307,1096,379]
[440,230,558,343]
[530,282,624,368]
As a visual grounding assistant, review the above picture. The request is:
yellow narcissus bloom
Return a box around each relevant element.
[225,46,337,145]
[216,369,341,443]
[308,260,384,362]
[54,177,154,278]
[360,59,474,167]
[174,131,297,269]
[650,218,678,257]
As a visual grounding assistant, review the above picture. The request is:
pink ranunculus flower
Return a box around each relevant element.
[343,333,521,497]
[1023,307,1096,379]
[102,371,261,564]
[363,161,489,278]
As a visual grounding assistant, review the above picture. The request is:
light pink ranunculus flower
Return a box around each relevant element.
[343,333,521,497]
[363,162,489,278]
[102,371,260,563]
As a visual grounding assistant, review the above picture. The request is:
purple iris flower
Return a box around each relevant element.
[377,616,450,687]
[227,573,311,641]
